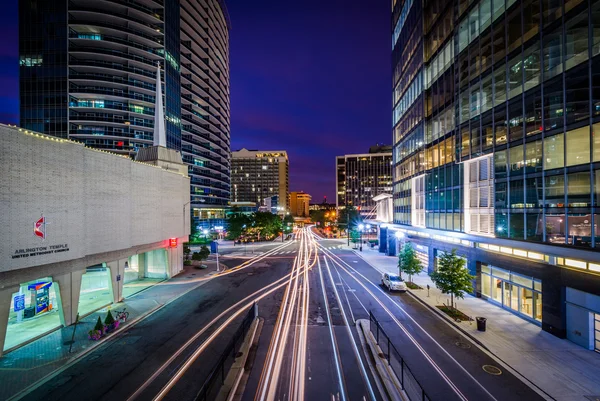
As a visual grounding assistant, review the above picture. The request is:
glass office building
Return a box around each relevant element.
[390,0,600,349]
[336,145,394,219]
[19,0,230,230]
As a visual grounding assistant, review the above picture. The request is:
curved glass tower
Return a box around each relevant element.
[20,0,231,231]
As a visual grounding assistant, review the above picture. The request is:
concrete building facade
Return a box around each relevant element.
[289,192,312,218]
[0,124,190,356]
[231,149,289,211]
[389,0,600,351]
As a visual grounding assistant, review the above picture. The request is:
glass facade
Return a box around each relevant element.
[336,147,393,218]
[393,0,600,248]
[19,0,231,229]
[481,264,542,322]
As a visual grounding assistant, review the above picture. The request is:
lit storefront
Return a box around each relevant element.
[6,278,61,351]
[480,265,542,323]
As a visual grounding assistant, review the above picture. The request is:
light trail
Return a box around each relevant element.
[255,227,318,401]
[317,243,498,401]
[322,255,377,401]
[151,251,311,401]
[317,255,347,401]
[126,240,296,401]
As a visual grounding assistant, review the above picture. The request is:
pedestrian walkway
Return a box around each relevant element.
[353,247,600,401]
[0,260,226,401]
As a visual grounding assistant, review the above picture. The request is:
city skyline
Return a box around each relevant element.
[0,0,391,201]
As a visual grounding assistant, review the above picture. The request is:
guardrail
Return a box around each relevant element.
[194,304,257,401]
[369,311,431,401]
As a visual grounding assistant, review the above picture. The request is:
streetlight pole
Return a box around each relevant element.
[358,223,364,252]
[347,209,350,247]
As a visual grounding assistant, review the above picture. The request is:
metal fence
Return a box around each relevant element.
[194,304,257,401]
[369,311,431,401]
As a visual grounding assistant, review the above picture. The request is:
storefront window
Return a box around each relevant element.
[482,265,542,322]
[522,288,534,317]
[482,273,492,297]
[5,278,61,351]
[492,277,503,303]
[78,265,112,317]
[534,292,542,321]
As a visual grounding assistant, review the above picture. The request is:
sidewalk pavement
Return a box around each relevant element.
[353,247,600,401]
[0,260,226,401]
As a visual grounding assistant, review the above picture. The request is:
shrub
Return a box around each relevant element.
[94,316,104,331]
[104,310,115,326]
[184,260,192,266]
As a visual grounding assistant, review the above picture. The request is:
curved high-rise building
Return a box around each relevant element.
[19,0,230,231]
[180,0,231,227]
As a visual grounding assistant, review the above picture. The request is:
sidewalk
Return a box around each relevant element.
[354,247,600,401]
[0,261,226,401]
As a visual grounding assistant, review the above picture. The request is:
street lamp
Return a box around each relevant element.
[277,206,286,242]
[358,223,365,251]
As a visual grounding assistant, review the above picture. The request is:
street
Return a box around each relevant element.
[17,228,545,401]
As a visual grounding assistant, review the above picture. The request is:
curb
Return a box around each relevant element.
[406,290,555,401]
[215,317,261,401]
[357,319,407,401]
[353,251,555,401]
[406,290,490,352]
[7,302,164,401]
[8,270,219,401]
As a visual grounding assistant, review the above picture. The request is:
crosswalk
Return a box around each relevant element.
[268,245,345,256]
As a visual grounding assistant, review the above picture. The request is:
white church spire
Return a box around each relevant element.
[153,62,166,147]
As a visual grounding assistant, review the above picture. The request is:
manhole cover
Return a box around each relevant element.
[51,375,72,387]
[455,341,471,349]
[482,365,502,375]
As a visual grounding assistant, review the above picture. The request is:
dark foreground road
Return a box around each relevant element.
[19,231,546,401]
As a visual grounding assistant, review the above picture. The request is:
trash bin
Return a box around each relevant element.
[476,317,487,332]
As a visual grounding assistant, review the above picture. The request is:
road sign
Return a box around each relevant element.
[14,294,25,312]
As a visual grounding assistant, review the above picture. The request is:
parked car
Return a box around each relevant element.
[381,273,407,292]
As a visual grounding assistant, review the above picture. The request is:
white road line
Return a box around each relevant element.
[322,246,498,401]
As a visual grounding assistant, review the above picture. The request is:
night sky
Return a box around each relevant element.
[0,0,391,202]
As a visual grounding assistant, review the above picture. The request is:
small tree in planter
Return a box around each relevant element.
[430,249,474,311]
[88,316,105,340]
[104,310,119,332]
[398,242,423,285]
[183,245,191,261]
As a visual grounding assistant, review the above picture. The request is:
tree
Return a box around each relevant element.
[398,242,423,283]
[183,245,191,261]
[310,210,326,227]
[225,209,251,240]
[430,249,474,310]
[192,245,210,262]
[337,205,361,232]
[254,212,282,240]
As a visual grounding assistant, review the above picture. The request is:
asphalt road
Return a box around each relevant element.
[314,238,545,401]
[18,232,547,401]
[19,241,295,401]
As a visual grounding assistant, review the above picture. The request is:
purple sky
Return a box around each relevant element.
[0,0,391,202]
